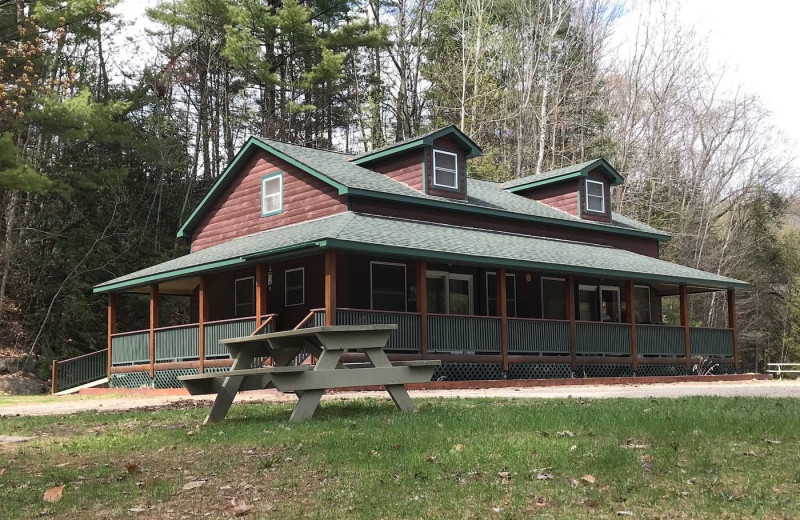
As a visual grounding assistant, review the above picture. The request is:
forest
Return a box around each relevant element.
[0,0,796,376]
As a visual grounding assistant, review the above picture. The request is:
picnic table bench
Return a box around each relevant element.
[178,325,440,423]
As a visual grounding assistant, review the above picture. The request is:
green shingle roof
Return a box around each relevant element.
[175,137,665,240]
[351,125,482,163]
[96,212,747,293]
[503,158,624,191]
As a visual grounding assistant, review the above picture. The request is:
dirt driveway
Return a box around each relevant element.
[1,378,798,418]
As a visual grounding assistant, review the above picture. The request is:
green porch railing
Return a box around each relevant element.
[111,330,150,366]
[508,318,570,354]
[336,309,421,351]
[205,317,259,358]
[637,325,685,356]
[576,322,631,356]
[690,327,733,358]
[52,350,108,393]
[155,324,200,362]
[428,314,501,353]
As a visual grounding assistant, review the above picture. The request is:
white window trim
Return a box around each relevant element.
[284,267,305,307]
[370,261,407,312]
[599,285,621,323]
[541,276,566,320]
[634,284,652,323]
[234,276,255,317]
[261,172,284,217]
[485,271,517,317]
[427,270,473,315]
[432,149,459,190]
[585,179,605,214]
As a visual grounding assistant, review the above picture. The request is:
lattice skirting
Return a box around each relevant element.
[507,363,572,379]
[109,371,152,388]
[636,365,689,377]
[576,364,633,378]
[432,363,505,381]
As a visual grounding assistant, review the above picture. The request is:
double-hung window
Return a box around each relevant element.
[285,267,305,306]
[261,172,283,216]
[433,150,458,189]
[370,262,407,311]
[585,179,605,213]
[234,276,255,318]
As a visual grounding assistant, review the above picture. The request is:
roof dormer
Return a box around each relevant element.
[351,126,482,201]
[503,158,623,223]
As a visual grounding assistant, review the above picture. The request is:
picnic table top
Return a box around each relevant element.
[219,324,398,345]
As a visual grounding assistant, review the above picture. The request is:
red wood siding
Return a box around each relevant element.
[350,198,660,257]
[579,168,612,223]
[366,149,424,190]
[523,180,580,216]
[426,137,467,200]
[191,151,348,251]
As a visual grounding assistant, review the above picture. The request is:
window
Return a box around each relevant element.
[541,277,566,320]
[371,262,407,311]
[486,272,517,317]
[578,285,622,322]
[634,285,652,324]
[585,179,605,213]
[234,276,255,318]
[285,267,304,306]
[261,172,283,216]
[427,271,473,315]
[578,285,599,321]
[433,150,458,189]
[599,286,621,322]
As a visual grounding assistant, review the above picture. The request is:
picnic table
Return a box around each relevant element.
[179,325,440,423]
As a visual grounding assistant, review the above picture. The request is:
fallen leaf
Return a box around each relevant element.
[368,450,378,457]
[569,445,577,452]
[453,444,464,452]
[567,477,579,488]
[128,506,148,513]
[381,416,390,426]
[43,485,64,503]
[617,511,633,516]
[498,471,511,480]
[125,462,141,474]
[743,451,757,457]
[426,455,437,462]
[183,480,207,491]
[532,496,548,507]
[491,507,503,513]
[557,430,575,438]
[536,472,554,480]
[766,439,781,445]
[581,474,596,484]
[224,498,254,517]
[0,468,5,476]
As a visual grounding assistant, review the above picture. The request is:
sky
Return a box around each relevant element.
[113,0,800,148]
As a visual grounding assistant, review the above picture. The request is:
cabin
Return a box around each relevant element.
[88,126,747,389]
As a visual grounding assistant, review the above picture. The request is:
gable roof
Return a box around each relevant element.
[350,125,482,165]
[176,138,668,241]
[503,158,624,192]
[96,212,747,294]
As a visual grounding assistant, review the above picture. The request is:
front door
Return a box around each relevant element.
[427,271,473,315]
[599,286,621,322]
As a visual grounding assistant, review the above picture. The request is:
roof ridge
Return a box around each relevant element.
[256,136,352,156]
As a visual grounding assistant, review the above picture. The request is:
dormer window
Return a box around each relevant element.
[585,179,605,213]
[433,150,458,189]
[261,172,283,216]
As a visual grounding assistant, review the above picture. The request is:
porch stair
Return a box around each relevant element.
[54,377,109,396]
[51,349,109,394]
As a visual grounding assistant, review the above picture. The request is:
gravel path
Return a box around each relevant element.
[1,378,798,417]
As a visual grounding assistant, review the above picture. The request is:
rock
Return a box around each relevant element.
[0,372,48,395]
[0,359,8,374]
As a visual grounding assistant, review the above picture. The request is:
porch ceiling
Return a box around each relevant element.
[94,212,749,294]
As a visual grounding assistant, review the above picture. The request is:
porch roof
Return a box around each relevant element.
[95,212,748,294]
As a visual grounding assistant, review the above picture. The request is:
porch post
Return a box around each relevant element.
[255,264,267,327]
[416,261,428,359]
[679,285,690,370]
[727,288,739,372]
[149,284,159,379]
[626,280,638,374]
[324,251,336,326]
[566,275,576,373]
[107,293,116,377]
[498,268,509,372]
[198,276,208,374]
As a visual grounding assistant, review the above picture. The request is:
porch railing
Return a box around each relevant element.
[111,329,149,366]
[690,327,734,358]
[51,350,108,393]
[337,309,421,351]
[637,324,685,356]
[576,322,631,356]
[155,323,200,362]
[428,314,501,353]
[508,318,570,355]
[205,317,258,358]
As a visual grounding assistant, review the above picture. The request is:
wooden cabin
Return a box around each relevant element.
[92,126,747,388]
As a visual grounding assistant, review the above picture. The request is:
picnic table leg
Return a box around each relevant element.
[361,348,418,413]
[204,351,255,425]
[288,349,341,422]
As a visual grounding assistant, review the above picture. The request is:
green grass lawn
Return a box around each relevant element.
[1,397,799,519]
